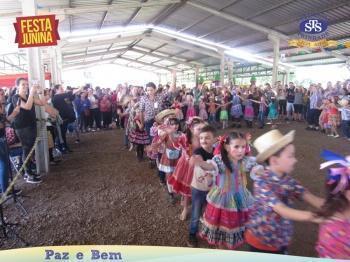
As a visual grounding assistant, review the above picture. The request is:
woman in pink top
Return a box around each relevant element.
[316,150,350,259]
[100,95,112,129]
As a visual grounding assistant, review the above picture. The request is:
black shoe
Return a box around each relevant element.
[25,175,42,184]
[187,234,198,248]
[305,126,313,130]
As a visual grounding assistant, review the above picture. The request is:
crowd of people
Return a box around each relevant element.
[118,80,350,259]
[1,78,350,259]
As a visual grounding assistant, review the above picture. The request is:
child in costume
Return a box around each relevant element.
[206,97,218,125]
[316,150,350,259]
[267,97,278,129]
[327,97,340,138]
[198,98,208,120]
[199,131,256,249]
[243,94,255,128]
[158,117,187,203]
[218,100,229,129]
[230,91,243,128]
[246,129,324,254]
[187,125,217,247]
[128,105,150,161]
[168,117,206,218]
[186,94,196,120]
[338,97,350,140]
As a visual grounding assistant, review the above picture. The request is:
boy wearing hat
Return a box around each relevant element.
[245,130,324,254]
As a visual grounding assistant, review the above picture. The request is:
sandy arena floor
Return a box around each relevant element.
[1,121,350,257]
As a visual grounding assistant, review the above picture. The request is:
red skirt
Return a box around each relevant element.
[167,151,194,197]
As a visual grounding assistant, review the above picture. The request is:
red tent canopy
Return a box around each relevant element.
[0,73,51,88]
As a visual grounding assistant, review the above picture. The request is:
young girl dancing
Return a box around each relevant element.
[168,117,206,219]
[199,131,256,249]
[316,150,350,259]
[158,117,186,203]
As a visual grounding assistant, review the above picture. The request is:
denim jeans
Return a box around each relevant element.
[0,138,9,193]
[257,111,265,128]
[341,120,350,138]
[144,119,154,140]
[189,188,208,235]
[208,113,216,124]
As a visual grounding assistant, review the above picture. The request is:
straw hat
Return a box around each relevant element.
[253,129,295,163]
[338,96,349,107]
[155,109,176,123]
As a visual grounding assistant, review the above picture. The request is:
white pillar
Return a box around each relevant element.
[49,47,58,85]
[285,69,290,86]
[195,66,200,86]
[171,70,177,88]
[269,35,280,86]
[21,0,49,174]
[220,51,225,86]
[227,59,234,87]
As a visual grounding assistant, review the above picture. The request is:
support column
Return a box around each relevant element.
[227,59,234,87]
[195,66,200,87]
[21,0,49,174]
[171,70,177,88]
[285,69,290,85]
[220,51,225,86]
[269,35,280,86]
[49,47,58,85]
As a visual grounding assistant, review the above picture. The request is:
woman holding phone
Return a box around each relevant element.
[9,78,46,184]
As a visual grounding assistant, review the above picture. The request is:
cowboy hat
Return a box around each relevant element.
[253,129,295,163]
[155,109,176,123]
[338,96,349,107]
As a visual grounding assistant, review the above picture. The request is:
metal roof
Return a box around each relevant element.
[0,0,349,74]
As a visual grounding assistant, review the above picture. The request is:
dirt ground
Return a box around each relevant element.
[1,121,350,257]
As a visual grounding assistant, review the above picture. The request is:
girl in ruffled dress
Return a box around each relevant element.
[199,132,255,249]
[168,117,206,219]
[186,94,196,120]
[198,98,208,120]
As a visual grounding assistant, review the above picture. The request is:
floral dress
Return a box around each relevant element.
[199,155,255,249]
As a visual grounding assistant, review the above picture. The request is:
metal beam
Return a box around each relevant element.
[63,55,177,72]
[0,0,182,17]
[0,58,25,72]
[49,0,181,15]
[150,32,221,58]
[131,47,202,67]
[69,0,72,33]
[178,0,242,33]
[63,48,129,62]
[187,1,288,40]
[99,0,114,30]
[149,0,188,25]
[217,0,294,43]
[61,34,146,51]
[119,56,178,71]
[124,0,148,26]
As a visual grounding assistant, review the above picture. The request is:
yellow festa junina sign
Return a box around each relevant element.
[13,15,60,48]
[288,39,339,48]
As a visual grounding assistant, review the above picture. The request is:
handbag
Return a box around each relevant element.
[165,148,180,160]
